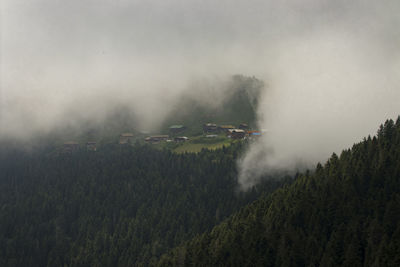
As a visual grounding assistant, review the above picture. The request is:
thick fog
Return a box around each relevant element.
[235,1,400,189]
[2,0,400,187]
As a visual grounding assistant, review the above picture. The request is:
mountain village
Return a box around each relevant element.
[62,122,263,153]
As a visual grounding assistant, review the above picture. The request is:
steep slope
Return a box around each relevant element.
[0,142,288,267]
[157,117,400,267]
[161,75,263,135]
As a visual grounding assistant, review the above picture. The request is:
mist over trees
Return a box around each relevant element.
[1,117,400,266]
[157,118,400,267]
[1,0,400,266]
[161,75,263,135]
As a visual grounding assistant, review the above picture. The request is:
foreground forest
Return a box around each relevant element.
[0,142,288,266]
[157,118,400,267]
[1,117,400,266]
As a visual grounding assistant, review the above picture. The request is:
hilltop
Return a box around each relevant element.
[161,75,263,136]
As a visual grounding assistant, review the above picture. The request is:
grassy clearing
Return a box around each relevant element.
[143,134,239,153]
[173,136,232,153]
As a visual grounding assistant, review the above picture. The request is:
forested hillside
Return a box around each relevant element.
[161,75,263,135]
[0,142,288,266]
[32,75,262,147]
[157,117,400,267]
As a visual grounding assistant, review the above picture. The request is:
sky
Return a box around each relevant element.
[1,0,400,186]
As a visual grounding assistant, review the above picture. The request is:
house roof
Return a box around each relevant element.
[170,125,184,129]
[120,133,134,137]
[230,129,245,133]
[175,136,188,140]
[220,125,235,129]
[64,141,78,145]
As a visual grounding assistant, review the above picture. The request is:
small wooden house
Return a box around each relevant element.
[169,125,186,134]
[119,133,134,144]
[63,141,79,153]
[203,123,218,133]
[86,141,97,151]
[228,129,246,139]
[174,136,188,142]
[248,130,262,138]
[239,123,249,130]
[145,135,169,143]
[219,125,235,133]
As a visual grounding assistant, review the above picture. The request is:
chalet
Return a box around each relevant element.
[203,123,218,133]
[174,136,188,142]
[169,125,186,134]
[247,131,262,140]
[239,123,249,130]
[119,133,134,144]
[248,130,262,137]
[145,135,169,143]
[228,129,246,139]
[63,141,79,153]
[219,125,235,133]
[86,141,97,151]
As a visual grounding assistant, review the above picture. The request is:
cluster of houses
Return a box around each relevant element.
[143,125,188,144]
[62,122,262,152]
[63,133,188,152]
[203,123,262,139]
[145,135,169,143]
[62,132,134,152]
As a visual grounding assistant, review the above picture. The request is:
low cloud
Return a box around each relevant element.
[1,1,399,186]
[238,10,400,189]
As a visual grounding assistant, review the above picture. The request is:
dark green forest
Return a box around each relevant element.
[0,142,288,266]
[157,118,400,267]
[1,117,400,266]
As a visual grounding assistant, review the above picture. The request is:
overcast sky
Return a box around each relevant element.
[1,0,400,182]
